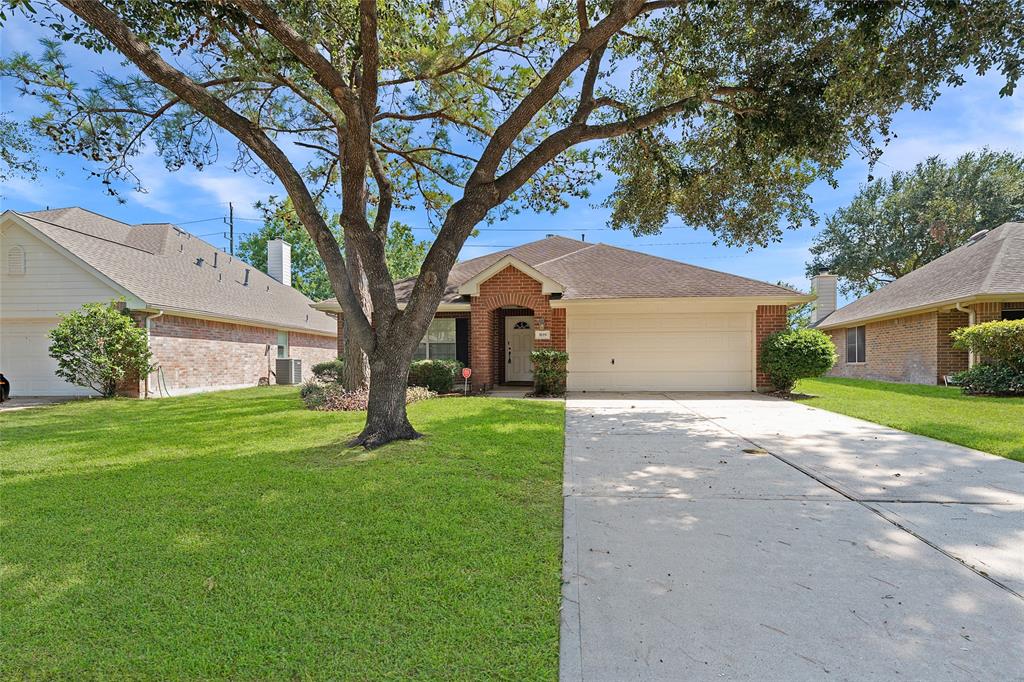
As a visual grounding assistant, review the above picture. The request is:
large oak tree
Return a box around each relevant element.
[3,0,1022,446]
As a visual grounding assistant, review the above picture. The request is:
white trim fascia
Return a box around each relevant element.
[549,294,813,308]
[816,293,1024,330]
[133,305,337,338]
[456,255,565,296]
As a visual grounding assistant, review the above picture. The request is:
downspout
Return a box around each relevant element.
[954,303,975,368]
[144,310,164,397]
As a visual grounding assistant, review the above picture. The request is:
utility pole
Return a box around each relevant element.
[228,202,234,255]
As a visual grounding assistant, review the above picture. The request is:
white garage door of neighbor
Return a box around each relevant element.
[0,318,93,396]
[567,309,754,391]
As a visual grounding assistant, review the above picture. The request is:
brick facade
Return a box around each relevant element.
[755,305,788,390]
[935,310,970,380]
[468,265,566,391]
[136,314,335,396]
[826,301,1024,385]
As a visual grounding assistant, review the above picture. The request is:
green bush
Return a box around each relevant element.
[531,349,569,396]
[47,301,154,397]
[311,358,345,383]
[950,319,1024,370]
[408,359,463,393]
[951,364,1024,396]
[759,328,837,393]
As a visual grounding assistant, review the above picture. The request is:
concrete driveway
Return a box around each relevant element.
[561,392,1024,681]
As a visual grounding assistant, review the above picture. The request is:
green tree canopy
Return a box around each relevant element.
[238,197,428,301]
[4,0,1022,445]
[808,149,1024,296]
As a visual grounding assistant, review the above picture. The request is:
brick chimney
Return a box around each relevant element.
[267,238,291,286]
[810,272,837,324]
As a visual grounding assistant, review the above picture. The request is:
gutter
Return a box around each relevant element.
[954,302,976,368]
[143,310,164,398]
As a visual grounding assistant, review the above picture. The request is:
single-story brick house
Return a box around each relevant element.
[315,236,811,392]
[813,221,1024,385]
[0,207,337,397]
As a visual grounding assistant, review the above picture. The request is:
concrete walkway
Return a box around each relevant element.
[561,392,1024,681]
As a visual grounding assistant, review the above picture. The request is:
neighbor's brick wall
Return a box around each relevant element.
[974,301,1003,324]
[469,266,566,390]
[287,331,337,375]
[935,310,969,381]
[755,305,788,390]
[146,314,334,394]
[827,312,938,384]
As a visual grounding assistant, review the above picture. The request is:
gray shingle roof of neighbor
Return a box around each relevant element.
[318,234,807,311]
[9,207,336,335]
[817,222,1024,329]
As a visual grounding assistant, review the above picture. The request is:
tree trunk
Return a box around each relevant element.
[350,350,419,448]
[342,231,371,391]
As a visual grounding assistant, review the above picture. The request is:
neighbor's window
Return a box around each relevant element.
[845,326,866,363]
[414,318,457,361]
[277,331,289,358]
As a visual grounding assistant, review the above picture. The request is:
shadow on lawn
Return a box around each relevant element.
[0,392,564,678]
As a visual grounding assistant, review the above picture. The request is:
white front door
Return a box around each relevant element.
[505,316,534,382]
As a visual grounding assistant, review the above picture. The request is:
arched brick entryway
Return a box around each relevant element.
[468,266,565,390]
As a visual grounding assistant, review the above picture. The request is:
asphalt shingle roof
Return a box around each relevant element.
[324,235,804,309]
[12,207,336,335]
[818,222,1024,329]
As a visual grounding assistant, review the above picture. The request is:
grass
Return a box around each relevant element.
[795,377,1024,462]
[0,387,565,679]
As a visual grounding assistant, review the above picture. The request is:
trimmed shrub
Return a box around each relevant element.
[531,349,569,396]
[408,359,463,393]
[311,358,345,383]
[300,382,436,411]
[951,364,1024,396]
[950,319,1024,370]
[48,300,154,397]
[759,328,837,393]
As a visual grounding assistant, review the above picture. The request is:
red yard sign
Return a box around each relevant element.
[462,367,472,379]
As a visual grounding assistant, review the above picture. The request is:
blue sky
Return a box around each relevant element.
[2,15,1023,306]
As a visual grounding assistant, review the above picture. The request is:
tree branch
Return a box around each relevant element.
[58,0,375,349]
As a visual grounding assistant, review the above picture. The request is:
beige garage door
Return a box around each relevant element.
[0,318,93,396]
[566,307,754,391]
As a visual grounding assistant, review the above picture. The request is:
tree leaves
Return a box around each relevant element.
[807,150,1024,296]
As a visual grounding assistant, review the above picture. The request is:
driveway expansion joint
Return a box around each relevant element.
[661,393,1024,602]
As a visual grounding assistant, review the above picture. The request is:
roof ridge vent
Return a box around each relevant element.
[967,229,990,244]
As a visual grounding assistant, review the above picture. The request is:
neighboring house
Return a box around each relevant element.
[314,236,811,392]
[813,222,1024,385]
[0,207,337,397]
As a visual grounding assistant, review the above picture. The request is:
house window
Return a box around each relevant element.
[7,245,26,275]
[413,318,457,361]
[845,326,866,363]
[277,331,289,358]
[1003,309,1024,321]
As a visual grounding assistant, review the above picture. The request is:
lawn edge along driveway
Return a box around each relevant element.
[795,377,1024,462]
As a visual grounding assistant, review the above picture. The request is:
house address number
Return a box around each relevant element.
[534,330,551,340]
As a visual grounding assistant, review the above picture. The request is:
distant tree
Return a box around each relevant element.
[0,113,42,183]
[6,1,1023,446]
[239,197,429,302]
[808,150,1024,296]
[48,301,154,397]
[777,281,812,329]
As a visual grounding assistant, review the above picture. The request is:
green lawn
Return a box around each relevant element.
[0,388,565,679]
[795,377,1024,462]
